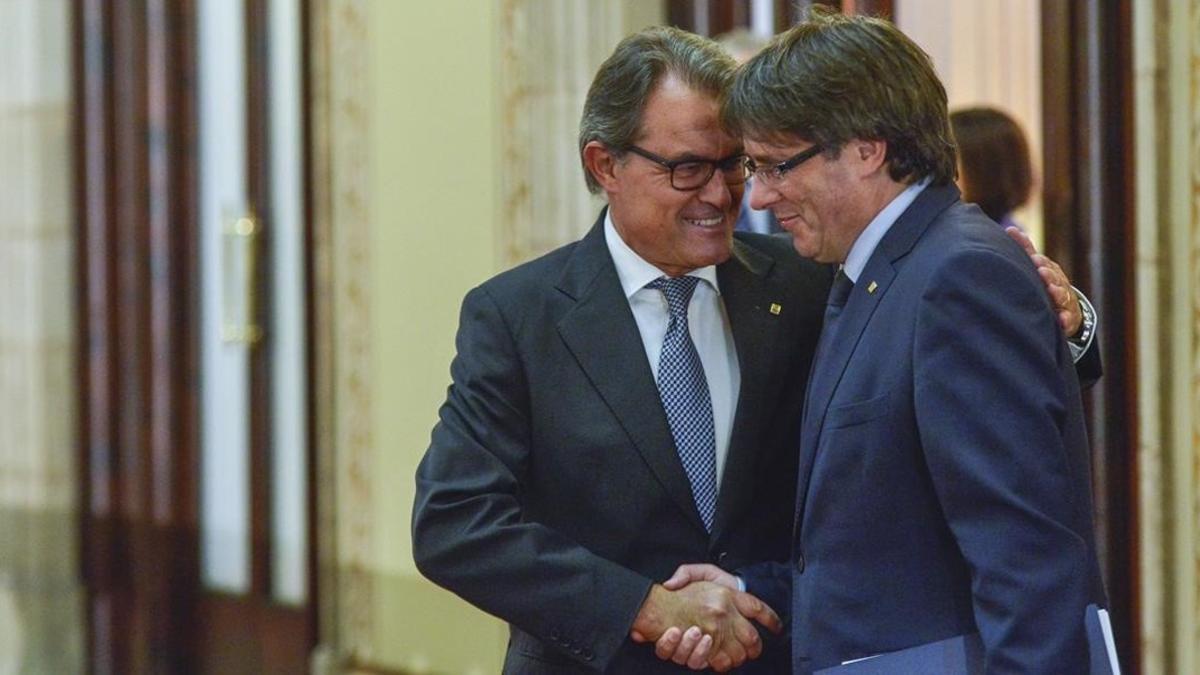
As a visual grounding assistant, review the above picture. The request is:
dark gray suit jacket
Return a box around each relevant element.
[412,213,830,673]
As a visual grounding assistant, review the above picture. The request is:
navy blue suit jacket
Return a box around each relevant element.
[742,184,1107,674]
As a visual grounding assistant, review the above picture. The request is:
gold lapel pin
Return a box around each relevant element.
[867,281,878,294]
[769,303,782,315]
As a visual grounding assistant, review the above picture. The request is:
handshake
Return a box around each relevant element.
[630,564,782,672]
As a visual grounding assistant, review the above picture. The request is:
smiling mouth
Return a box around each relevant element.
[683,216,724,228]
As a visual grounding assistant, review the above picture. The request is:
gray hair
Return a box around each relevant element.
[578,26,737,194]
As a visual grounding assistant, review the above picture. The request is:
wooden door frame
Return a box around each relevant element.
[75,1,200,671]
[1042,1,1140,670]
[73,0,318,672]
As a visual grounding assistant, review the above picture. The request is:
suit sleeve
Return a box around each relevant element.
[411,286,653,671]
[738,561,791,624]
[913,247,1092,673]
[1073,336,1102,389]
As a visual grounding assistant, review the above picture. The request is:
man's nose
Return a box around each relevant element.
[698,167,734,207]
[747,177,777,211]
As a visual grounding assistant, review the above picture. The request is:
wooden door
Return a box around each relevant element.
[74,1,316,673]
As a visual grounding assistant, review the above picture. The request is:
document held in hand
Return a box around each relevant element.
[814,604,1120,675]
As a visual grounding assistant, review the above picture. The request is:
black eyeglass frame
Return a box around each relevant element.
[623,145,751,191]
[748,143,825,183]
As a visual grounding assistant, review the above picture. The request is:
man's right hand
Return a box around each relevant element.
[629,580,781,672]
[650,564,767,670]
[662,563,740,592]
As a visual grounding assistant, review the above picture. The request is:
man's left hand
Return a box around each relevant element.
[1006,226,1082,336]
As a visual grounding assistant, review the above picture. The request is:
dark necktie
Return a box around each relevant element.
[826,268,854,315]
[647,276,718,532]
[806,269,854,425]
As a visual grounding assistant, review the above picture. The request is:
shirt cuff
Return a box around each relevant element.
[736,576,746,593]
[1067,286,1097,363]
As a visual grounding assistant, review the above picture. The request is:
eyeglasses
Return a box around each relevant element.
[624,145,751,191]
[747,144,824,184]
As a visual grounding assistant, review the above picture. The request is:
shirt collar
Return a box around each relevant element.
[604,210,721,299]
[842,179,929,283]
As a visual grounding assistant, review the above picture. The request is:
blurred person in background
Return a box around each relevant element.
[951,106,1034,231]
[952,105,1096,360]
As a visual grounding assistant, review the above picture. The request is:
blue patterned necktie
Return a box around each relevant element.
[647,275,718,532]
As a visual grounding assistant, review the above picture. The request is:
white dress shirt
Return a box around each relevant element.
[604,212,740,485]
[842,180,928,283]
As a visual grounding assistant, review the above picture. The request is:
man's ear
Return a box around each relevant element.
[850,138,888,177]
[583,141,622,192]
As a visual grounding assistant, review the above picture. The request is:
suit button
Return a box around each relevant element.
[795,553,806,574]
[582,649,594,661]
[715,551,728,565]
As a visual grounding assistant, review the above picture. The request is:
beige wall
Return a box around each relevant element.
[369,0,507,670]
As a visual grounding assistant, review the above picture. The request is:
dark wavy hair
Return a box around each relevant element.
[724,5,956,186]
[951,107,1033,221]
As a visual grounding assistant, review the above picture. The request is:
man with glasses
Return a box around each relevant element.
[414,27,806,673]
[654,9,1112,674]
[413,23,1095,675]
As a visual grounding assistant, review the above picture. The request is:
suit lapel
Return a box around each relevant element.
[710,239,780,542]
[793,184,962,533]
[556,215,707,532]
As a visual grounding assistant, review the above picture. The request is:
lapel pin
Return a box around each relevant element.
[769,303,782,315]
[867,281,878,294]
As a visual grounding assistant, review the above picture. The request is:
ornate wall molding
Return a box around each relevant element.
[1189,0,1200,660]
[310,0,375,668]
[496,0,660,266]
[1134,0,1199,672]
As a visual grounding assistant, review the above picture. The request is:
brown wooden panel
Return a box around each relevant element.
[245,0,276,600]
[667,0,696,32]
[75,0,202,672]
[75,0,199,667]
[706,0,740,36]
[197,595,309,675]
[300,0,322,629]
[1041,1,1139,670]
[843,0,893,19]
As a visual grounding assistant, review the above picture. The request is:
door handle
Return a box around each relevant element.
[221,214,263,345]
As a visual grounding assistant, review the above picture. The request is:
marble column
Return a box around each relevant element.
[1132,1,1200,673]
[496,0,664,265]
[0,0,84,672]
